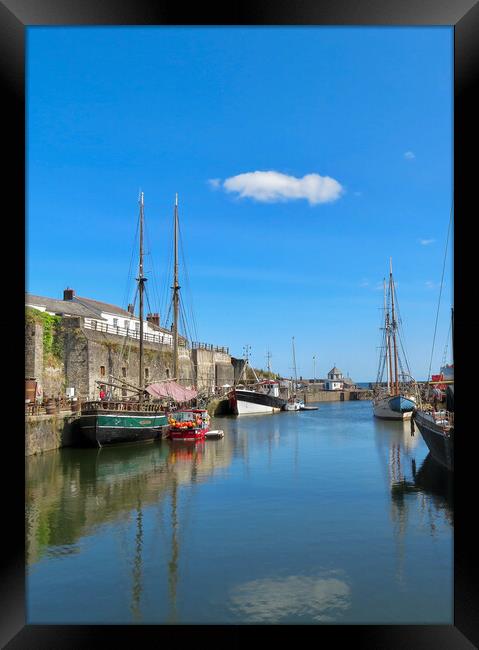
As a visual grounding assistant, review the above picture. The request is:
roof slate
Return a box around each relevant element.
[328,367,342,375]
[26,293,175,336]
[72,296,134,318]
[26,294,104,319]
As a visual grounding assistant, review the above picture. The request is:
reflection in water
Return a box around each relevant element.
[26,434,234,624]
[131,498,143,621]
[26,435,234,568]
[373,416,454,588]
[391,453,454,530]
[26,402,453,624]
[373,417,420,484]
[167,477,179,624]
[229,571,351,623]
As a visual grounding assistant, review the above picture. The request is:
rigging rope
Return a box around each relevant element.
[122,211,140,311]
[427,201,453,381]
[177,217,199,343]
[441,318,452,367]
[392,284,412,378]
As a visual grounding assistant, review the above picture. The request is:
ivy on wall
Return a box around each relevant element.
[26,307,64,365]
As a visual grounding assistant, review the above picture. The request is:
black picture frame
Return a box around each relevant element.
[3,0,477,647]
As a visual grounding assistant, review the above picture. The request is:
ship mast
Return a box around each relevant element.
[138,192,146,400]
[384,278,392,394]
[266,350,272,374]
[292,336,298,394]
[389,258,400,396]
[172,193,180,382]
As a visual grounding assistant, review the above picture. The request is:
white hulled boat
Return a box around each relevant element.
[228,349,286,415]
[372,260,417,420]
[228,380,286,415]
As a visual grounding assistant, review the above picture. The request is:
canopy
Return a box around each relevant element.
[145,381,197,402]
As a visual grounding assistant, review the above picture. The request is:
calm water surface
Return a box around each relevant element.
[26,400,453,624]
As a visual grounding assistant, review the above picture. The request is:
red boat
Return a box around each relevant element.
[167,408,210,441]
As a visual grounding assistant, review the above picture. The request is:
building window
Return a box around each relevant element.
[124,320,129,329]
[122,367,127,378]
[122,388,127,398]
[100,366,106,377]
[135,321,140,331]
[113,318,118,327]
[166,368,170,379]
[144,368,149,380]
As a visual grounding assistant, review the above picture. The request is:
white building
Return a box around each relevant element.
[325,366,344,391]
[26,287,174,346]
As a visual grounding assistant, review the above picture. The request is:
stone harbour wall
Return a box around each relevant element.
[25,412,82,456]
[25,321,43,384]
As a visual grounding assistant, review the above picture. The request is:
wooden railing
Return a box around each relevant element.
[431,410,454,426]
[81,400,168,413]
[25,397,81,416]
[25,403,46,416]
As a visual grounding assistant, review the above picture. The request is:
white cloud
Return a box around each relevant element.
[216,170,343,205]
[207,178,221,189]
[404,151,415,160]
[420,239,435,246]
[425,280,440,289]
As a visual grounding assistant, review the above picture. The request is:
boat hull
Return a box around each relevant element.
[284,402,302,411]
[373,395,415,420]
[228,389,286,415]
[413,410,454,471]
[78,411,169,446]
[388,395,416,413]
[167,426,209,441]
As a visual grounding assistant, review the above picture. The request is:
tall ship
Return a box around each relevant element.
[228,348,286,415]
[372,260,417,420]
[78,192,197,446]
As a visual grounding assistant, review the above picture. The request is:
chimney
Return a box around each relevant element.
[127,304,134,315]
[147,312,160,327]
[63,288,75,301]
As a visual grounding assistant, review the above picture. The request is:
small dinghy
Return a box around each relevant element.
[205,430,224,439]
[300,405,318,411]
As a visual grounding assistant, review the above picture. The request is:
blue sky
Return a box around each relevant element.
[26,26,453,381]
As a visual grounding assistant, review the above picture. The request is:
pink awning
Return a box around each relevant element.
[146,381,197,402]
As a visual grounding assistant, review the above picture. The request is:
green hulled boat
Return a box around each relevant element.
[78,401,169,447]
[78,192,171,447]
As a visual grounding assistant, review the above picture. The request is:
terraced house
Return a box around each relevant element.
[25,288,234,399]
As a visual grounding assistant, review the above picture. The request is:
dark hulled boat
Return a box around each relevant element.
[228,381,286,415]
[78,401,169,446]
[413,385,454,472]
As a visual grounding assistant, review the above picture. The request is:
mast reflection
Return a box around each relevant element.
[130,496,144,621]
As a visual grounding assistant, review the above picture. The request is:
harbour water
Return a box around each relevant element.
[26,400,453,625]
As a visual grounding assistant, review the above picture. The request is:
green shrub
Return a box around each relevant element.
[26,308,63,364]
